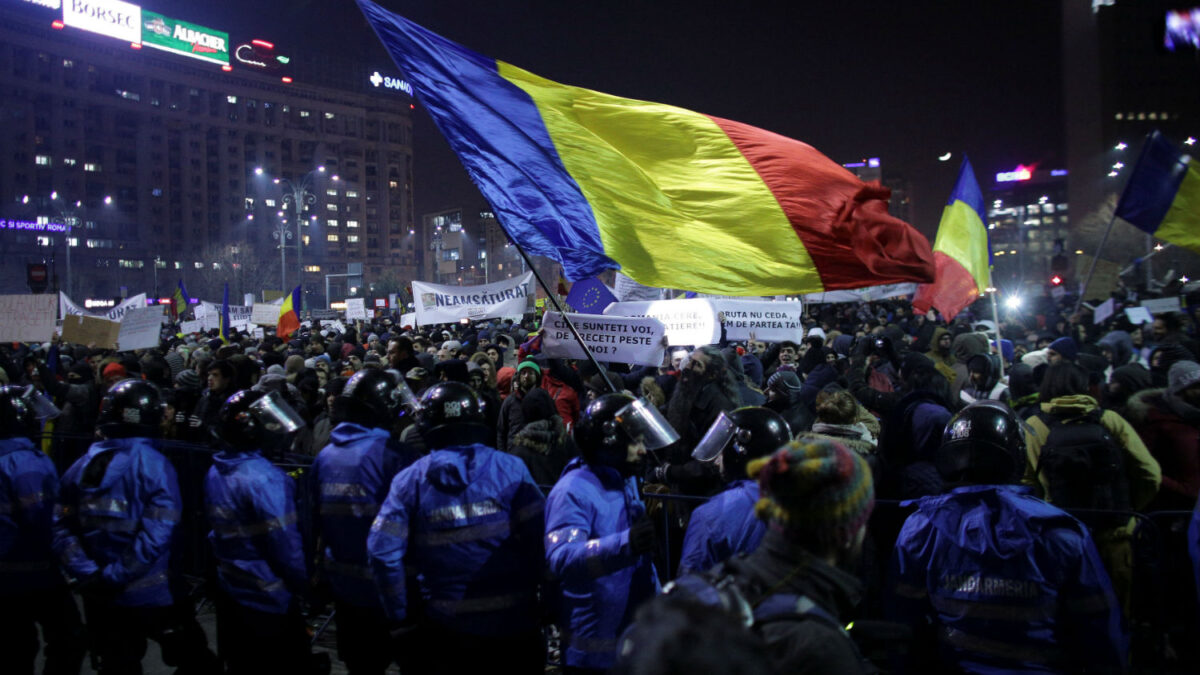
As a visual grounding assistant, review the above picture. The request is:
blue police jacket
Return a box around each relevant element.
[1190,496,1200,620]
[313,422,418,608]
[889,484,1128,673]
[545,457,660,670]
[205,450,307,614]
[678,479,765,575]
[0,436,61,593]
[367,442,544,636]
[52,437,181,607]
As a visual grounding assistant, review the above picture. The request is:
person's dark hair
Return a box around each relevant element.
[814,388,857,425]
[1158,312,1184,333]
[520,387,556,424]
[208,359,237,386]
[140,356,171,387]
[904,365,950,408]
[1039,362,1089,401]
[390,336,413,355]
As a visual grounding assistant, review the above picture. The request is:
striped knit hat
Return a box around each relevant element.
[747,438,874,551]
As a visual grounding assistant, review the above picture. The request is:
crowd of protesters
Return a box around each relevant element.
[3,288,1200,673]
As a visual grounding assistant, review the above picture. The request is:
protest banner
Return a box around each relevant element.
[326,320,347,335]
[117,306,165,351]
[252,326,265,340]
[1124,307,1153,325]
[251,303,280,326]
[604,298,718,346]
[613,272,664,302]
[802,282,916,304]
[62,314,120,349]
[1142,297,1182,316]
[411,272,534,325]
[59,292,148,322]
[0,294,57,342]
[1093,298,1115,325]
[542,311,666,366]
[707,299,804,342]
[310,309,339,320]
[399,312,416,327]
[200,313,221,332]
[180,319,204,334]
[345,298,368,321]
[199,301,252,327]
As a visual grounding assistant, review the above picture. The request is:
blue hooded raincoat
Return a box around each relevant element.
[0,436,61,593]
[678,479,765,575]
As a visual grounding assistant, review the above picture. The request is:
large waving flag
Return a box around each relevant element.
[219,283,231,344]
[278,285,302,341]
[171,279,190,320]
[911,158,990,321]
[357,0,934,296]
[1115,131,1200,255]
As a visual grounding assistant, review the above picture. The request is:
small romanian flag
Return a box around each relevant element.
[357,0,935,296]
[1115,131,1200,256]
[278,285,302,341]
[171,279,190,320]
[912,157,990,322]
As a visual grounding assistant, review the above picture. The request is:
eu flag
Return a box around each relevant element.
[565,277,617,313]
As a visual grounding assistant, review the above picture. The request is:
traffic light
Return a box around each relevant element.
[1050,274,1063,286]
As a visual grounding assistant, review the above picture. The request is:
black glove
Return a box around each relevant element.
[628,517,656,556]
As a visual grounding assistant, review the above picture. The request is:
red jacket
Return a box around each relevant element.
[1127,388,1200,510]
[541,373,580,432]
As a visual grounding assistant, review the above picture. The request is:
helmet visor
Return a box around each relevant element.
[691,411,736,462]
[22,385,61,420]
[615,397,679,451]
[393,376,422,413]
[247,390,306,434]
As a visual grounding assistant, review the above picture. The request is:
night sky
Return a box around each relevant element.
[153,0,1065,237]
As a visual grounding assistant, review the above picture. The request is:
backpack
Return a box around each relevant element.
[1034,409,1131,527]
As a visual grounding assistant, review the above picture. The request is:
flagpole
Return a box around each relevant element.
[503,234,619,393]
[988,281,1005,381]
[1074,212,1119,316]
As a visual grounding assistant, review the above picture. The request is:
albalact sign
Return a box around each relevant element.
[141,10,229,65]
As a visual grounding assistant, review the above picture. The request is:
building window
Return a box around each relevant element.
[119,259,144,269]
[327,234,339,242]
[35,155,52,166]
[299,110,311,118]
[227,95,238,104]
[326,204,338,212]
[347,235,359,243]
[346,190,359,198]
[324,112,335,119]
[84,163,101,172]
[346,220,359,228]
[326,188,338,196]
[194,262,204,269]
[265,199,276,207]
[63,157,77,166]
[304,265,321,272]
[327,219,338,228]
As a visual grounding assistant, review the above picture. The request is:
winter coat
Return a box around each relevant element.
[951,332,990,401]
[722,529,871,674]
[678,479,765,575]
[52,437,181,607]
[1124,388,1200,510]
[545,457,660,669]
[542,373,581,431]
[312,423,419,608]
[508,417,576,487]
[1023,395,1161,533]
[367,443,545,636]
[0,436,61,593]
[496,388,528,453]
[889,484,1127,673]
[204,450,307,614]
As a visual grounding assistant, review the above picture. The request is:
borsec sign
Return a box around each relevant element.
[369,71,413,96]
[63,0,142,43]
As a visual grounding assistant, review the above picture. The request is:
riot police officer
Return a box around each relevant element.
[679,406,792,574]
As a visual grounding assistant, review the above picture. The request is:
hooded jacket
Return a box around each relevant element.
[0,436,61,593]
[313,423,419,608]
[889,485,1127,673]
[678,479,765,575]
[204,450,306,614]
[367,443,545,636]
[1124,387,1200,510]
[1022,395,1161,523]
[509,417,576,487]
[951,332,990,400]
[52,437,181,607]
[545,457,660,669]
[925,326,958,383]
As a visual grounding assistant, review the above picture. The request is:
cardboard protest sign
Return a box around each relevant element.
[604,299,718,346]
[542,311,666,366]
[117,306,165,351]
[62,314,120,349]
[345,298,368,321]
[1142,297,1182,316]
[412,272,534,325]
[0,294,57,342]
[179,319,204,334]
[199,301,252,327]
[1124,307,1153,325]
[251,303,280,326]
[707,299,804,342]
[1093,298,1115,325]
[399,312,416,327]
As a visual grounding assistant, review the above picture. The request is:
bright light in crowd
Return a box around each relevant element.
[1113,162,1124,170]
[318,166,326,172]
[1004,295,1023,311]
[103,195,112,205]
[1187,137,1197,146]
[938,152,952,161]
[1182,275,1191,283]
[1115,142,1127,150]
[255,167,263,175]
[21,195,29,204]
[50,191,58,200]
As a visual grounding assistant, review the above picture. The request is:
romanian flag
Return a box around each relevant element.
[911,158,990,321]
[219,283,231,345]
[1115,131,1200,255]
[278,285,301,341]
[171,280,190,320]
[357,1,934,296]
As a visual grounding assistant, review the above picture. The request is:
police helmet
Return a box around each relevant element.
[97,379,164,439]
[216,389,305,452]
[937,400,1027,485]
[417,381,489,449]
[576,393,679,472]
[337,368,419,429]
[692,406,792,481]
[0,385,37,440]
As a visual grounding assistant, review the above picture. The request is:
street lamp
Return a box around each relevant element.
[270,166,329,312]
[49,193,109,299]
[270,212,292,293]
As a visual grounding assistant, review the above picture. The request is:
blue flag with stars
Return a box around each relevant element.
[565,277,618,313]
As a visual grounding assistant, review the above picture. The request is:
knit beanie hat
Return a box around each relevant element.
[516,360,542,377]
[1168,360,1200,395]
[747,438,874,551]
[175,369,201,389]
[766,369,802,394]
[1048,337,1078,362]
[102,362,127,379]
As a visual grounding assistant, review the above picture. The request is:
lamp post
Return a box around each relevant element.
[274,167,330,312]
[270,211,292,293]
[49,192,111,299]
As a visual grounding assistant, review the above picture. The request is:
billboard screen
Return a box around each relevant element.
[141,10,229,65]
[63,0,141,43]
